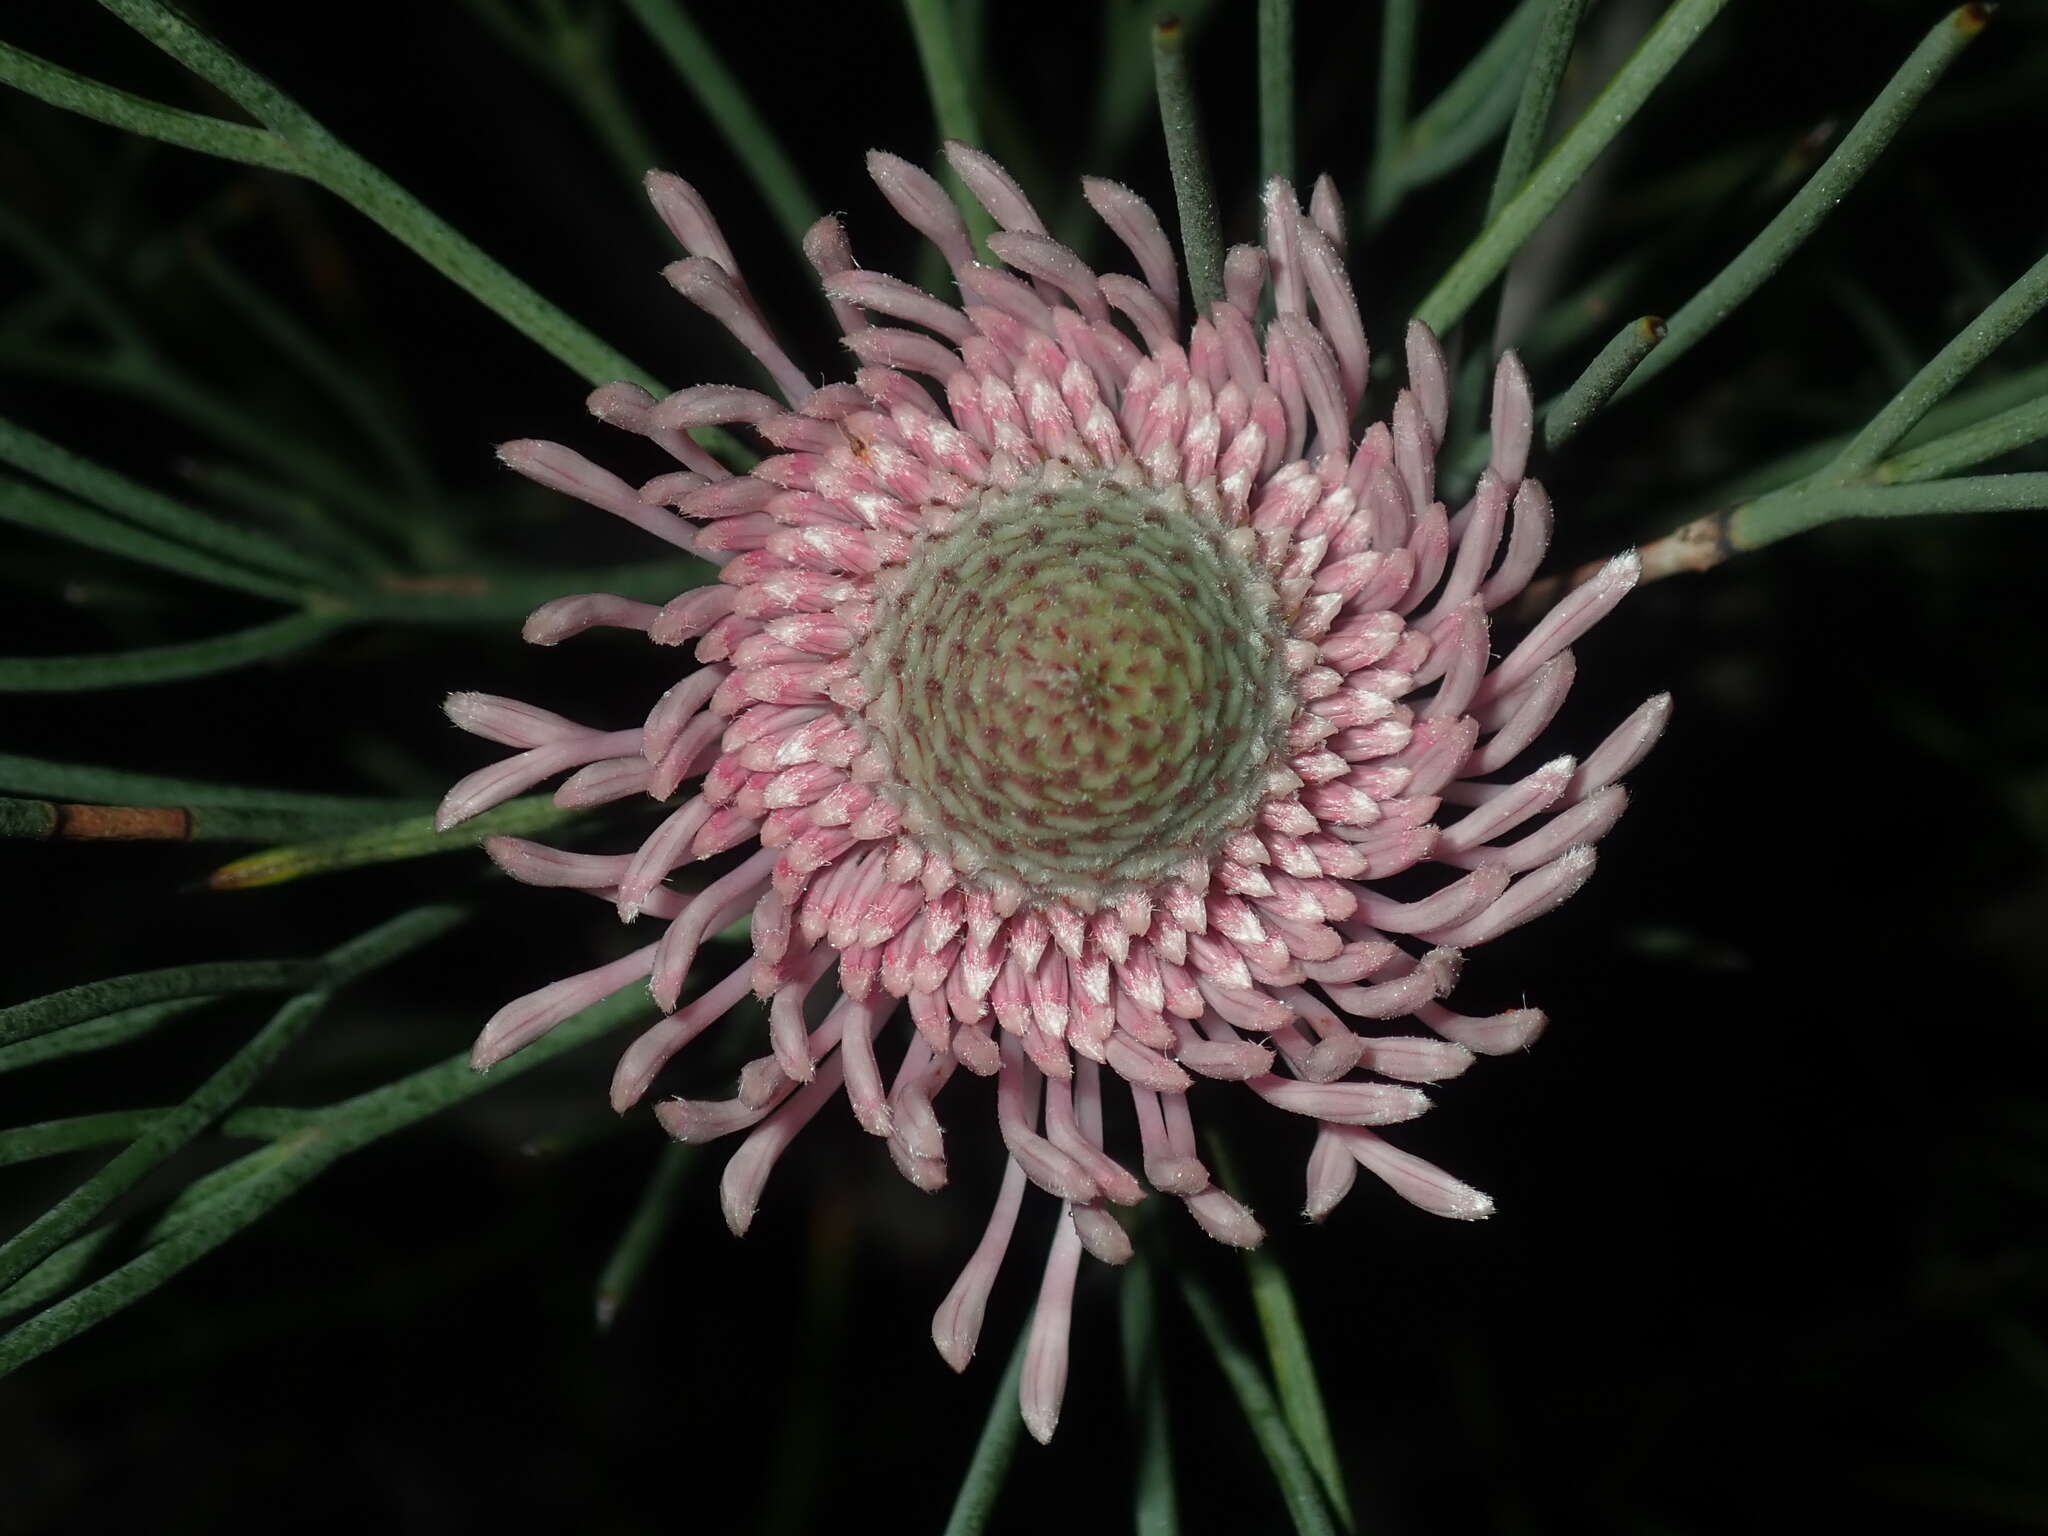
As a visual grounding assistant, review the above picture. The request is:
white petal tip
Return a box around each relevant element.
[931,1324,975,1374]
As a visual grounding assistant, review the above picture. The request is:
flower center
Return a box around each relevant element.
[856,466,1292,904]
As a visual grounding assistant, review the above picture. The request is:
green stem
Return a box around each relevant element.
[0,1135,295,1324]
[1414,0,1733,339]
[594,1142,695,1330]
[0,1104,306,1168]
[1202,1132,1353,1528]
[206,792,592,891]
[1393,49,1527,194]
[1180,1272,1340,1536]
[0,749,424,816]
[0,961,650,1367]
[0,473,314,605]
[0,1111,182,1169]
[92,0,657,390]
[1623,5,1989,398]
[620,0,817,254]
[0,960,311,1048]
[1710,358,2048,503]
[1365,0,1418,225]
[345,557,712,626]
[0,905,465,1296]
[1404,0,1545,171]
[182,240,441,523]
[1730,472,2048,550]
[1544,315,1667,449]
[1258,0,1295,187]
[903,0,995,250]
[941,1321,1032,1536]
[1121,1254,1181,1536]
[543,5,666,195]
[0,1137,326,1376]
[0,999,216,1076]
[1488,0,1592,221]
[1828,246,2048,480]
[314,982,654,1153]
[1152,17,1224,313]
[175,461,392,579]
[0,38,297,171]
[1245,1247,1353,1530]
[0,416,338,588]
[0,609,345,693]
[1877,393,2048,485]
[0,793,406,847]
[0,343,421,537]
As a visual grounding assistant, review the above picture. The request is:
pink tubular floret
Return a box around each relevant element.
[442,146,1666,1441]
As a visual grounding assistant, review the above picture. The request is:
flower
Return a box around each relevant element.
[438,145,1668,1440]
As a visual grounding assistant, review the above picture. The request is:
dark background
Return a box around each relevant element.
[3,1,2046,1531]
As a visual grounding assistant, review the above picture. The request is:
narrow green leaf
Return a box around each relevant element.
[0,1225,124,1326]
[0,1110,171,1168]
[1245,1249,1354,1530]
[1828,246,2048,480]
[942,1321,1032,1536]
[0,342,428,534]
[1878,394,2048,485]
[1515,241,1662,366]
[620,0,818,254]
[0,792,388,848]
[1081,0,1226,176]
[498,2,665,201]
[176,460,392,578]
[0,1139,325,1378]
[1488,0,1591,222]
[1258,0,1295,187]
[1623,4,1989,398]
[0,798,55,839]
[0,999,215,1076]
[183,240,440,515]
[0,993,319,1294]
[0,416,339,587]
[1710,359,2048,503]
[0,474,312,604]
[0,195,145,352]
[1121,1254,1180,1536]
[0,749,423,817]
[207,792,586,891]
[0,944,639,1356]
[0,37,297,170]
[342,557,712,626]
[1180,1273,1340,1536]
[1405,0,1545,173]
[0,1137,294,1325]
[1730,472,2048,551]
[96,0,660,392]
[1365,0,1418,224]
[1393,48,1526,194]
[595,1142,695,1331]
[1414,0,1733,339]
[1152,17,1224,313]
[0,905,463,1295]
[902,0,994,250]
[313,980,655,1154]
[0,609,345,693]
[0,961,311,1048]
[0,1106,299,1166]
[1544,315,1667,449]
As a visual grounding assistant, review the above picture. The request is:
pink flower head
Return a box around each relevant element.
[441,146,1667,1441]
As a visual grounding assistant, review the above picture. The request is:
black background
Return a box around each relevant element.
[3,2,2047,1532]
